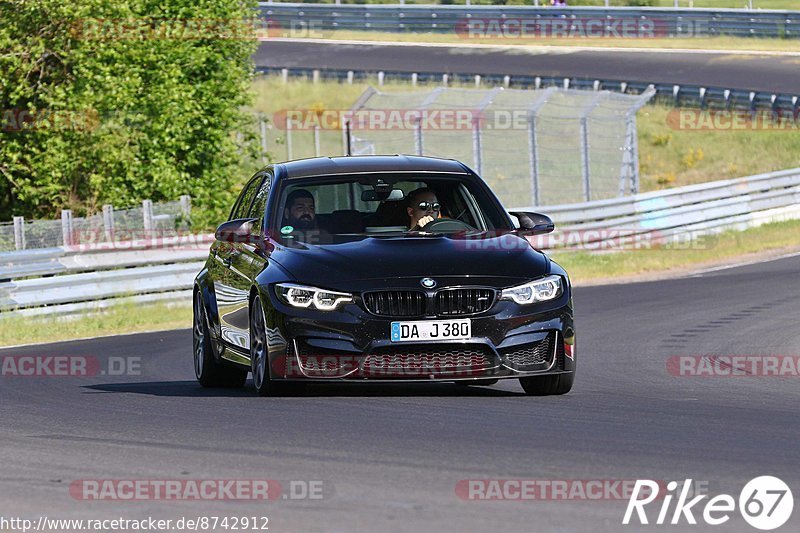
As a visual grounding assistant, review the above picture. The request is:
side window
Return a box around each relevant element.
[229,174,263,220]
[247,171,272,233]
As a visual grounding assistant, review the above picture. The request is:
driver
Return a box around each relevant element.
[406,187,441,230]
[283,189,317,231]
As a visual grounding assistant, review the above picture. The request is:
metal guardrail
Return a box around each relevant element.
[260,67,800,114]
[518,167,800,249]
[1,168,798,317]
[258,4,800,38]
[0,236,213,318]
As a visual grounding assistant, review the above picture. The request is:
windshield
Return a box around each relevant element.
[272,174,510,243]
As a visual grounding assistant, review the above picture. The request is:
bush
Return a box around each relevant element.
[0,0,260,228]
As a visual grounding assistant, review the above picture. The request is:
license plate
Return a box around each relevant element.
[390,319,471,342]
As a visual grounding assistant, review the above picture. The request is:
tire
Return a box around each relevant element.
[519,371,574,396]
[193,290,248,388]
[250,294,305,397]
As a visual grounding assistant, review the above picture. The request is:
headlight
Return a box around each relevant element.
[501,275,563,305]
[275,283,353,311]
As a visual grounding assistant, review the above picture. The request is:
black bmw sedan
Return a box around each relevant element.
[193,155,575,396]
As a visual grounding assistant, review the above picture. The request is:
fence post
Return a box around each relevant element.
[414,117,423,156]
[259,114,269,164]
[61,209,74,247]
[472,118,482,176]
[527,116,540,207]
[180,195,192,223]
[142,200,153,234]
[102,204,115,242]
[13,216,25,250]
[579,117,591,202]
[286,116,294,160]
[313,125,321,157]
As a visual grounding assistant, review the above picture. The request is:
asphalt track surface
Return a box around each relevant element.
[2,254,799,532]
[255,40,800,94]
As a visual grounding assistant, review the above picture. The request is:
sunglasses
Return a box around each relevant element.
[416,201,440,211]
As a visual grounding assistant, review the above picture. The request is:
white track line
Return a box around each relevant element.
[266,37,800,57]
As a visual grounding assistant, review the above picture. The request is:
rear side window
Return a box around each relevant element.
[248,172,273,233]
[230,174,263,220]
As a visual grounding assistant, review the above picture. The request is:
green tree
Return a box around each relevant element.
[0,0,259,227]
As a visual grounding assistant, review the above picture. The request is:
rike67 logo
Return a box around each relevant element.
[623,476,793,530]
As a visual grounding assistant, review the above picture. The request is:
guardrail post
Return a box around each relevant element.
[102,204,114,242]
[13,216,25,250]
[61,209,74,246]
[442,74,448,86]
[563,78,570,90]
[347,71,354,85]
[474,75,481,87]
[281,68,288,84]
[377,71,385,86]
[312,70,320,84]
[411,73,418,87]
[534,77,541,90]
[180,196,192,223]
[142,200,153,234]
[503,75,510,88]
[259,114,269,165]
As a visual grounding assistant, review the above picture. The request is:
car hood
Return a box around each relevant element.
[269,234,549,290]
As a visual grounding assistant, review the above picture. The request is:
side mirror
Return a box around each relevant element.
[215,218,259,243]
[509,211,555,235]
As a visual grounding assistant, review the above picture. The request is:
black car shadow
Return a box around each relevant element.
[83,380,526,397]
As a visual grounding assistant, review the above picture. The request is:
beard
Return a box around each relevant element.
[292,215,315,230]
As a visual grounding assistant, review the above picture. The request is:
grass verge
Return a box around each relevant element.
[0,301,191,348]
[550,218,800,282]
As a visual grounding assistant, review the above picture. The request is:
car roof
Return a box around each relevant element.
[277,155,470,180]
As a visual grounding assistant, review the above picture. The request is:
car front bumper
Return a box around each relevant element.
[265,292,575,382]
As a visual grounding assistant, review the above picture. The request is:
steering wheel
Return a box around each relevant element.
[415,218,475,233]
